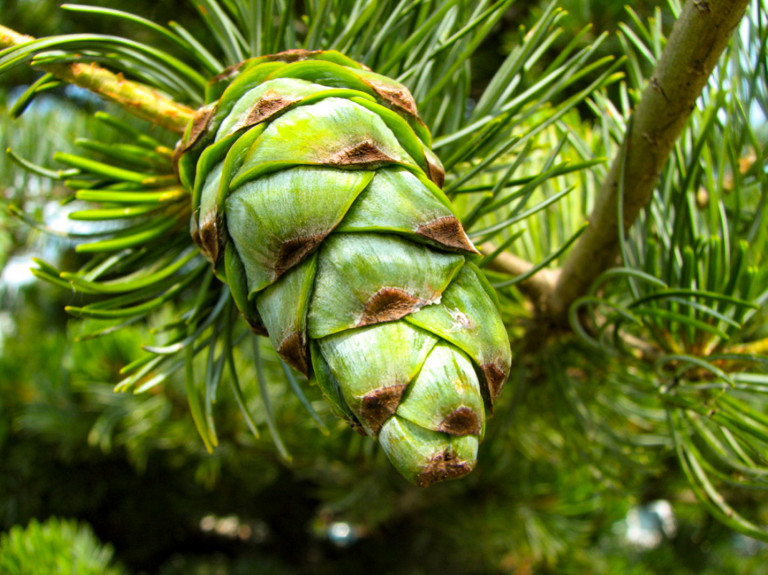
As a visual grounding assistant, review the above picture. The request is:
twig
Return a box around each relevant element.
[545,0,750,326]
[0,24,195,133]
[481,243,559,311]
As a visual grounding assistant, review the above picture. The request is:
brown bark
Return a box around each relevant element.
[545,0,750,326]
[481,243,559,311]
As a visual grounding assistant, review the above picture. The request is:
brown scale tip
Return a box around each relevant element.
[329,140,395,167]
[210,61,246,84]
[365,80,419,118]
[426,155,445,189]
[239,94,300,130]
[349,420,369,436]
[262,49,325,63]
[360,385,407,434]
[196,215,224,266]
[183,106,215,153]
[417,450,474,487]
[245,316,269,337]
[481,361,509,404]
[417,216,478,253]
[437,407,482,437]
[173,105,216,174]
[277,331,309,376]
[274,233,327,278]
[358,287,423,327]
[189,215,202,249]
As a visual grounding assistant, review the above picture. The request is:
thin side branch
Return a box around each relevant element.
[545,0,749,325]
[0,25,195,133]
[481,243,559,309]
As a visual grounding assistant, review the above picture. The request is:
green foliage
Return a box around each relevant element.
[567,0,768,541]
[0,95,102,269]
[1,0,620,472]
[0,0,767,571]
[0,517,126,575]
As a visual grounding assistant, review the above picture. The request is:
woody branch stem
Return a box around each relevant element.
[0,24,194,132]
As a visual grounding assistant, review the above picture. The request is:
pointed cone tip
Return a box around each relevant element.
[416,449,475,487]
[379,417,478,487]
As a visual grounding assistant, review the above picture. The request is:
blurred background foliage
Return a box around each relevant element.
[0,517,127,575]
[1,0,767,573]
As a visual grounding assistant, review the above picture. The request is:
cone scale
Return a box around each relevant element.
[175,50,511,486]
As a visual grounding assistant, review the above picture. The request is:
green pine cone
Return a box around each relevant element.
[175,50,511,487]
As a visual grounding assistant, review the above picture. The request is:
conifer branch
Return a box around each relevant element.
[481,243,559,309]
[545,0,750,326]
[0,24,195,132]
